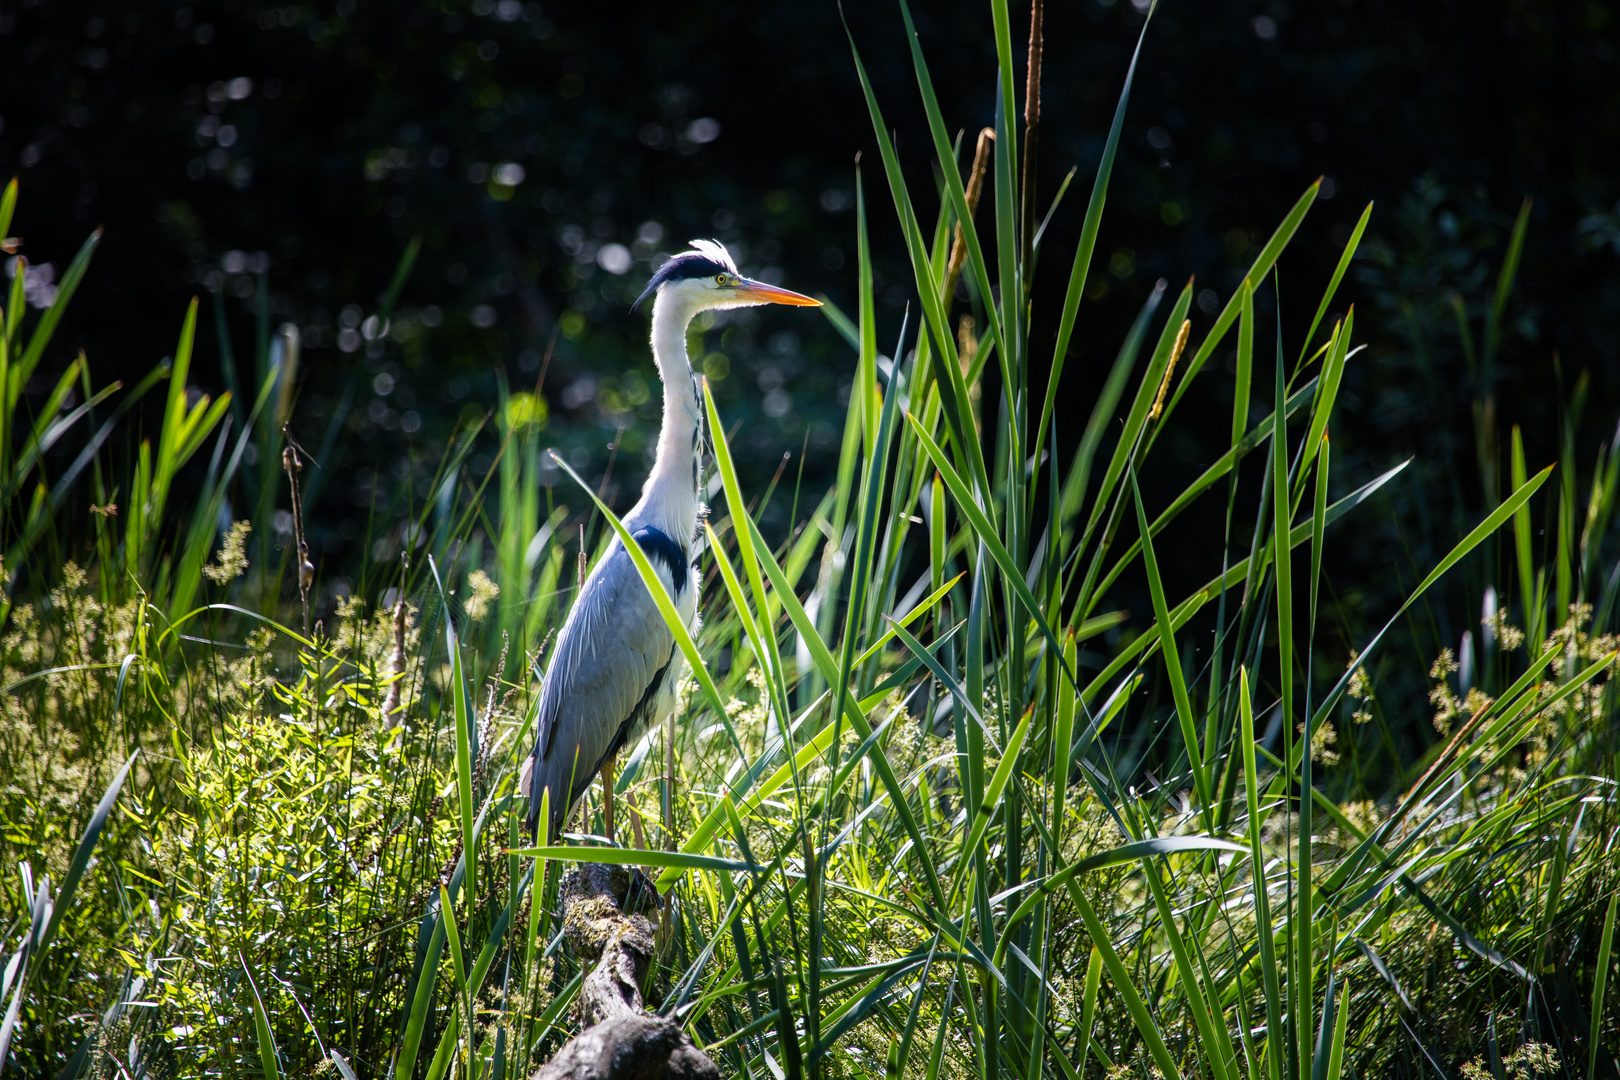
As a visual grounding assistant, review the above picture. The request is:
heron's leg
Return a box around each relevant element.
[600,752,617,843]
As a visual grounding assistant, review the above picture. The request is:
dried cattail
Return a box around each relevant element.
[957,315,983,433]
[1024,0,1044,130]
[1150,319,1193,421]
[944,128,996,303]
[957,314,978,373]
[1020,0,1044,274]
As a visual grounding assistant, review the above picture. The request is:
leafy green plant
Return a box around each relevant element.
[0,753,135,1074]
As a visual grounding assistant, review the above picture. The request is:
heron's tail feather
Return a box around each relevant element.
[521,746,582,844]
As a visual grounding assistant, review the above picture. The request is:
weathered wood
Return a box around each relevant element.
[531,1013,720,1080]
[532,863,719,1080]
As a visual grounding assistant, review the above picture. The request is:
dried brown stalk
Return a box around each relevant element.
[957,314,983,433]
[577,522,587,593]
[624,788,649,853]
[944,127,997,304]
[282,443,314,630]
[1020,0,1045,280]
[664,711,677,853]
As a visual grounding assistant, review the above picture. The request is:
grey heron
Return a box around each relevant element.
[520,239,820,843]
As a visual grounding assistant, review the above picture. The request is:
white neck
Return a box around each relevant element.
[630,290,704,545]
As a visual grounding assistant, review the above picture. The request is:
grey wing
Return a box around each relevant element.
[524,539,676,841]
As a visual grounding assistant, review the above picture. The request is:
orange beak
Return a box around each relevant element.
[734,278,822,307]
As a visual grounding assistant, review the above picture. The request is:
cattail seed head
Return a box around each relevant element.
[945,128,996,299]
[1150,318,1192,421]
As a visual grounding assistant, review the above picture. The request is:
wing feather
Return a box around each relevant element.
[524,536,682,840]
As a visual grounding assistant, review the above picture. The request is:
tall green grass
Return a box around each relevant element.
[3,3,1620,1078]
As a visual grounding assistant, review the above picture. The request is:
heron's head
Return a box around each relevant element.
[635,239,821,313]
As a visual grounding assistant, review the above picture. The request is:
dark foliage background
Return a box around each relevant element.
[4,0,1620,757]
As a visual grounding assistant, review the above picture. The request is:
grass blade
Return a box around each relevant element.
[997,837,1248,951]
[1484,196,1531,366]
[1069,886,1183,1080]
[1297,202,1372,370]
[1129,469,1209,815]
[12,228,99,397]
[906,410,1074,686]
[378,234,421,325]
[1302,462,1553,740]
[949,705,1033,903]
[1085,376,1319,610]
[435,557,479,909]
[396,887,454,1078]
[1050,631,1077,842]
[1241,669,1284,1080]
[0,179,16,244]
[1590,889,1618,1080]
[1401,877,1533,981]
[1141,861,1238,1080]
[512,847,758,873]
[36,751,138,964]
[1272,338,1310,1075]
[1235,277,1254,445]
[1312,966,1338,1080]
[1511,426,1539,648]
[241,953,282,1080]
[742,512,947,910]
[1077,946,1103,1073]
[1298,310,1350,482]
[1081,281,1190,541]
[897,0,1005,365]
[1165,180,1320,419]
[843,18,990,504]
[1325,970,1350,1080]
[1038,2,1155,469]
[1077,459,1408,709]
[1058,280,1165,544]
[439,884,472,1076]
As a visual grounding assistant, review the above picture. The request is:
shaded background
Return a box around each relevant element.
[4,0,1620,752]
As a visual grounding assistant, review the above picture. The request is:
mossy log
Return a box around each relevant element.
[532,863,719,1080]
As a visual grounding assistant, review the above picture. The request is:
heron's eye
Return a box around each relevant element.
[715,274,729,286]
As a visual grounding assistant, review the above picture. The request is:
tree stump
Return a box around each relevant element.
[532,863,719,1080]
